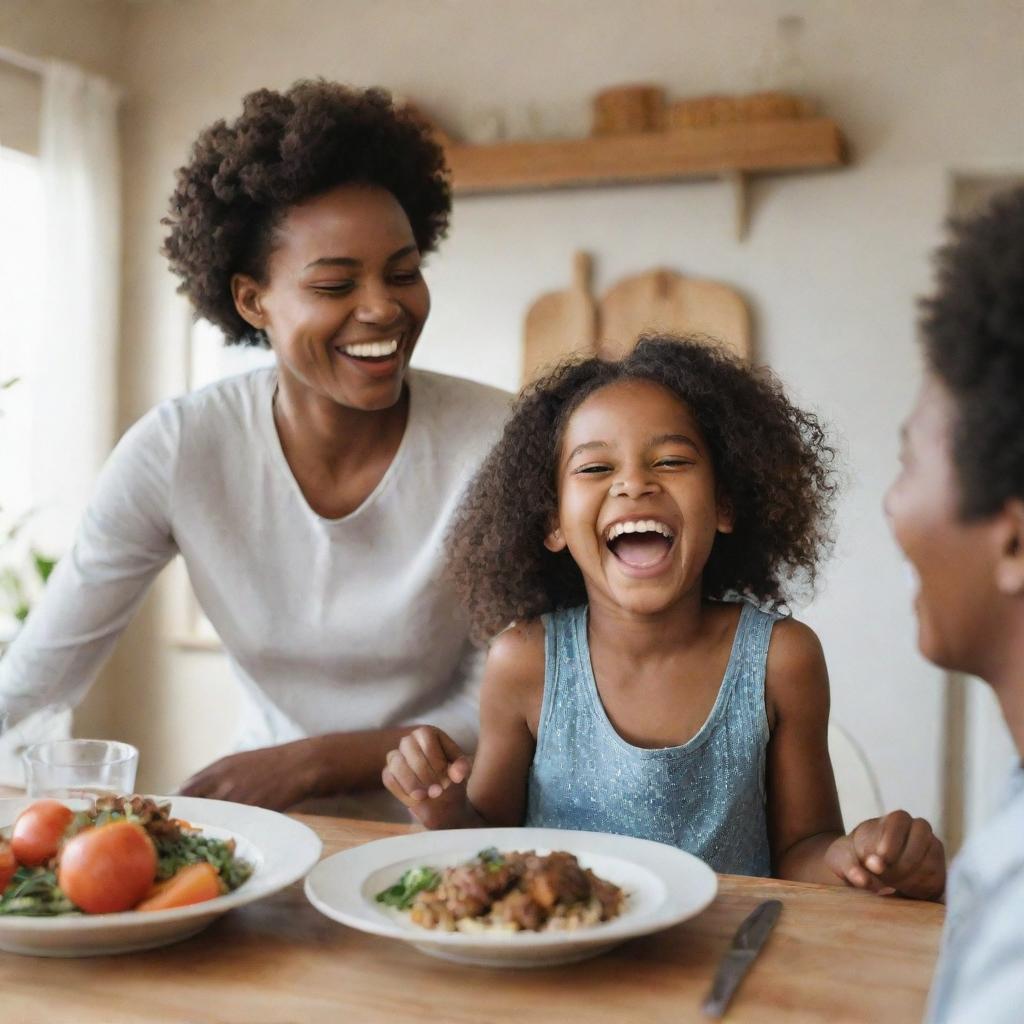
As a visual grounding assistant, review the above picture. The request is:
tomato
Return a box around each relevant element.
[58,820,157,914]
[0,839,16,891]
[10,799,75,867]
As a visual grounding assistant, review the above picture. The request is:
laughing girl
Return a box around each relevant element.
[384,337,944,898]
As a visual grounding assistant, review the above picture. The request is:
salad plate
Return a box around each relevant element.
[0,795,322,957]
[304,826,717,968]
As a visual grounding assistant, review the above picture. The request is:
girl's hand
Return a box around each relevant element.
[825,810,946,900]
[382,726,476,829]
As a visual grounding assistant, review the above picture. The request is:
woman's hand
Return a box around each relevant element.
[825,810,946,900]
[382,726,479,830]
[178,741,323,810]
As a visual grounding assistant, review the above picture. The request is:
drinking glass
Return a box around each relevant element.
[23,739,138,803]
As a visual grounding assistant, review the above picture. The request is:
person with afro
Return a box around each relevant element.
[886,188,1024,1023]
[0,81,509,814]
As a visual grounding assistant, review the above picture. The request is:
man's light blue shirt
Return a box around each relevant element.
[926,764,1024,1023]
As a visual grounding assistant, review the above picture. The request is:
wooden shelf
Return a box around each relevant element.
[445,117,845,196]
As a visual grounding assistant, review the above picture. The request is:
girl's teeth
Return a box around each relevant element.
[343,339,398,358]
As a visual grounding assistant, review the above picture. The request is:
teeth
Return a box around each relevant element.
[605,519,674,542]
[342,338,399,358]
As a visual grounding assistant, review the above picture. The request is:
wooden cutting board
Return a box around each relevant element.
[597,268,752,362]
[522,251,598,384]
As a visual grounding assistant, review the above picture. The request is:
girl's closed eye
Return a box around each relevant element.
[574,463,613,475]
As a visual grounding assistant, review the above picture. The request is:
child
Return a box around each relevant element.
[384,336,945,898]
[886,189,1024,1021]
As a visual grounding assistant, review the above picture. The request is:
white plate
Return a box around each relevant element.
[0,795,322,957]
[304,827,717,967]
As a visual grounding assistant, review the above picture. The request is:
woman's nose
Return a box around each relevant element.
[355,282,403,326]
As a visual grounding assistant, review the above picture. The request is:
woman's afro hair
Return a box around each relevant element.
[447,336,839,641]
[920,186,1024,518]
[162,80,451,345]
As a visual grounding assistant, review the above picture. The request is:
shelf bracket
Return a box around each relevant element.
[723,170,750,242]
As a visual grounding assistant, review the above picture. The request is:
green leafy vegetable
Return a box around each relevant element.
[0,866,78,916]
[375,866,441,910]
[478,847,505,871]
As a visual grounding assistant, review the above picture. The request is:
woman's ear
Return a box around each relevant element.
[994,498,1024,596]
[231,273,265,330]
[543,523,567,553]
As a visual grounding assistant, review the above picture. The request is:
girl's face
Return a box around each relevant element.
[547,379,733,617]
[884,373,999,672]
[232,183,430,412]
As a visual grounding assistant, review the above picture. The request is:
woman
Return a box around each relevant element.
[886,188,1024,1023]
[0,81,509,812]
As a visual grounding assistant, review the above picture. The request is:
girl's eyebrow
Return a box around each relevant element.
[566,440,609,461]
[651,432,702,453]
[303,245,419,271]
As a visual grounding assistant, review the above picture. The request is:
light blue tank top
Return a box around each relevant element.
[524,600,778,876]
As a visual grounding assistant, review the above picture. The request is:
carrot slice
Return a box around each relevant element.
[135,862,223,912]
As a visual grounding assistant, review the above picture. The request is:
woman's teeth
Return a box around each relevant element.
[341,338,399,358]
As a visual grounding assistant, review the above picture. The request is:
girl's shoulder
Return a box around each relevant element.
[763,616,829,726]
[484,620,546,693]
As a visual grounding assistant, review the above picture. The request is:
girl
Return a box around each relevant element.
[384,337,944,896]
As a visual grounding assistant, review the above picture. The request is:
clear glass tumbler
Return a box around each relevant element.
[23,739,139,803]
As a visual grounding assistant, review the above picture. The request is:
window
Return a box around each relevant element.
[0,147,45,636]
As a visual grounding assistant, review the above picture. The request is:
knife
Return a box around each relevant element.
[701,899,782,1019]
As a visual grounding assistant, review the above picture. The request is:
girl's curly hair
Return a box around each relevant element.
[920,186,1024,519]
[162,80,451,345]
[448,336,839,641]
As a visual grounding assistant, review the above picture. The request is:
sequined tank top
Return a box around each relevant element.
[524,600,778,876]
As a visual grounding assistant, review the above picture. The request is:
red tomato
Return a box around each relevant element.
[0,839,16,891]
[58,820,157,914]
[11,799,75,867]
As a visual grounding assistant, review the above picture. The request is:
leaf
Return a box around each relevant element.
[0,378,18,390]
[32,552,57,583]
[375,866,441,909]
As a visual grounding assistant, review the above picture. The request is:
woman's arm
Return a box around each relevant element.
[0,404,179,727]
[381,621,544,829]
[766,619,945,898]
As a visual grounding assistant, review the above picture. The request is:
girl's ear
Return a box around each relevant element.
[716,494,735,535]
[232,273,265,330]
[994,498,1024,596]
[543,523,567,553]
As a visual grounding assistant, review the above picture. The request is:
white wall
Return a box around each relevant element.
[5,0,1023,819]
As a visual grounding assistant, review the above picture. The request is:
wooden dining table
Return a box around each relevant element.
[0,811,944,1024]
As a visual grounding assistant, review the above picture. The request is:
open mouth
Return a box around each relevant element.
[335,337,401,363]
[604,519,676,570]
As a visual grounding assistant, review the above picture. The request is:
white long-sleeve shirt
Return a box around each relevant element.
[0,367,509,756]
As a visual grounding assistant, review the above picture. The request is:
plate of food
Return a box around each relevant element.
[303,827,717,967]
[0,794,322,956]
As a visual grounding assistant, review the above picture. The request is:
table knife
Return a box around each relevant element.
[701,898,782,1019]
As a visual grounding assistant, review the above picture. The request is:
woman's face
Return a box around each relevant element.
[547,379,732,618]
[884,373,998,672]
[233,183,430,412]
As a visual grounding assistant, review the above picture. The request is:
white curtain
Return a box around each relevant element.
[33,60,121,546]
[0,60,121,784]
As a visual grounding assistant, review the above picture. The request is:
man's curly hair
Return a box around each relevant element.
[162,80,451,345]
[920,186,1024,518]
[448,336,838,641]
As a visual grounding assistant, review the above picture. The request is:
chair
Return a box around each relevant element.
[829,720,885,826]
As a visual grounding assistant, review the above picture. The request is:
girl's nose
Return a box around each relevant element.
[611,468,659,498]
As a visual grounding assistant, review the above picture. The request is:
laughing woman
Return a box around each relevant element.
[0,81,509,813]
